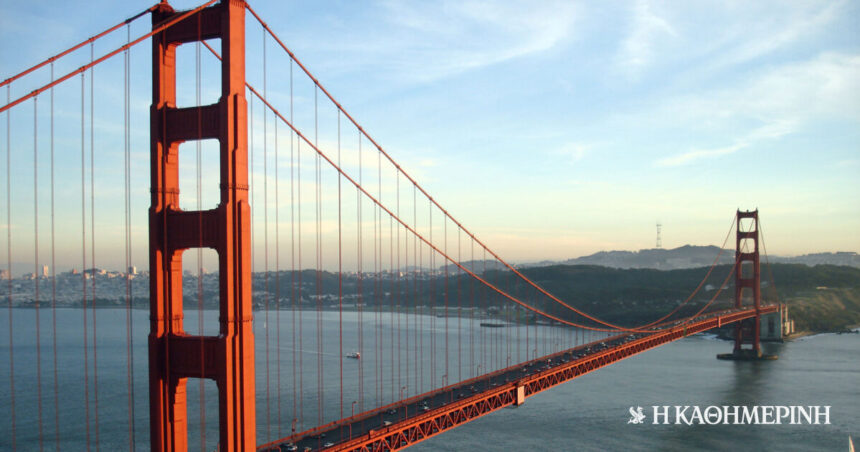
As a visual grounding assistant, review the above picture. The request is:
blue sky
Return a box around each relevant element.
[1,0,858,271]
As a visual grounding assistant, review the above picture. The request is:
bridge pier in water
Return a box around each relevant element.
[717,209,778,361]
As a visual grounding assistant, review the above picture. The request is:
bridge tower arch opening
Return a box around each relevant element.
[149,1,255,451]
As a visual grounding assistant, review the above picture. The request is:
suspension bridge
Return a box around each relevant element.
[1,1,785,451]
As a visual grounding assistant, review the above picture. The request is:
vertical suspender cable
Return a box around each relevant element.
[543,291,548,355]
[397,171,406,398]
[50,61,61,452]
[534,274,539,358]
[516,273,521,363]
[503,274,508,366]
[525,286,530,362]
[492,259,497,369]
[297,135,303,430]
[249,55,256,443]
[80,72,91,452]
[248,84,256,428]
[415,185,422,392]
[6,84,15,452]
[396,172,403,397]
[6,84,17,450]
[758,221,781,304]
[428,201,434,389]
[337,111,343,424]
[289,60,297,433]
[481,253,486,374]
[357,132,364,414]
[262,28,271,442]
[314,85,324,425]
[389,212,394,401]
[275,108,282,439]
[248,65,256,440]
[443,218,449,387]
[387,205,392,401]
[504,273,510,367]
[413,184,419,393]
[122,30,135,450]
[127,50,135,450]
[377,152,383,404]
[373,150,379,407]
[469,240,474,378]
[34,96,44,452]
[456,227,461,383]
[89,43,101,451]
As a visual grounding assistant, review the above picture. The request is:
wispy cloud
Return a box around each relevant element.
[835,159,859,168]
[615,0,677,77]
[609,0,844,85]
[654,119,798,168]
[652,52,860,167]
[315,0,579,84]
[554,142,592,165]
[656,142,746,168]
[702,0,845,73]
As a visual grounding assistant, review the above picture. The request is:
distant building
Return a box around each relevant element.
[0,269,8,280]
[761,304,794,341]
[128,266,137,275]
[41,264,49,277]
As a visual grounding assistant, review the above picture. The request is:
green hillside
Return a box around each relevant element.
[249,263,860,334]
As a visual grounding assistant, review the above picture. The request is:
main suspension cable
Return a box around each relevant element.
[0,0,218,114]
[242,2,730,333]
[236,79,722,334]
[758,219,781,304]
[0,4,157,88]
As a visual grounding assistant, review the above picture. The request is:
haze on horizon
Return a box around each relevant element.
[1,0,858,273]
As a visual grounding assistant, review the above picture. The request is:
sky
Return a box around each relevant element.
[1,0,858,272]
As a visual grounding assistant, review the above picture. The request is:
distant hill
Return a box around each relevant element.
[770,251,860,268]
[441,259,508,274]
[510,263,860,333]
[552,246,859,270]
[560,245,732,270]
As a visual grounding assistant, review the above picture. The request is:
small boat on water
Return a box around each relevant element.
[346,351,361,359]
[480,322,506,328]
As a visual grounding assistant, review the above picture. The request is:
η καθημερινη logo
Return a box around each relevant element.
[628,406,646,424]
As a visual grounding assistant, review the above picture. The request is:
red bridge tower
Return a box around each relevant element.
[718,209,777,360]
[149,1,255,451]
[733,209,762,357]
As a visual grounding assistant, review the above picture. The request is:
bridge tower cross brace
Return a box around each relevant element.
[733,209,761,356]
[149,1,255,451]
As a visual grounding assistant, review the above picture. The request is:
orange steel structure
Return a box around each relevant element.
[149,1,255,451]
[323,306,778,452]
[0,1,790,449]
[733,209,762,356]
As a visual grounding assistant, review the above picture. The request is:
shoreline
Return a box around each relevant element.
[785,325,860,340]
[10,307,860,338]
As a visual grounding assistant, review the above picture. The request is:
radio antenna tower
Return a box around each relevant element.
[656,221,662,248]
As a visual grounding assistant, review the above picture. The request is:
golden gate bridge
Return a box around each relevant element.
[1,1,783,451]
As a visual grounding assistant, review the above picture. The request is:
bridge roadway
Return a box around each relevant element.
[259,305,778,452]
